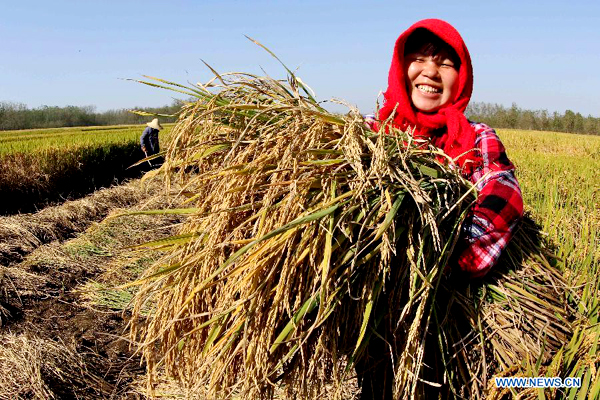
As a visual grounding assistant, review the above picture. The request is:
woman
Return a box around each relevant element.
[376,18,523,279]
[358,19,524,399]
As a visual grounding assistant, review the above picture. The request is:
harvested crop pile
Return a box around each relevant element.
[0,178,183,325]
[129,59,596,399]
[0,178,163,267]
[0,183,188,399]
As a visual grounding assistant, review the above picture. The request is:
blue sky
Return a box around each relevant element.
[2,0,599,116]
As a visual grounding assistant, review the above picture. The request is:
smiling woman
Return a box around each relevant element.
[377,19,523,279]
[361,19,524,399]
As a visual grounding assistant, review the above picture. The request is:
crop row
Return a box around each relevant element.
[0,124,171,155]
[500,128,599,327]
[0,124,172,214]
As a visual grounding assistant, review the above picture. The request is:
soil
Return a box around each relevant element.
[8,294,144,399]
[0,179,182,399]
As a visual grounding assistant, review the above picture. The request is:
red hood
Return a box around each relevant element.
[378,19,479,172]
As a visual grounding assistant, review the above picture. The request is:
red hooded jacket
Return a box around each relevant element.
[377,19,523,277]
[378,18,481,174]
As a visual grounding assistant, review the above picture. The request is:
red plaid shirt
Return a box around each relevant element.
[363,116,523,277]
[457,122,524,277]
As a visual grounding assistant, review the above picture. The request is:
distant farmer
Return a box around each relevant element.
[140,118,162,165]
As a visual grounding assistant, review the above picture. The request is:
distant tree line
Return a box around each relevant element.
[465,102,599,135]
[0,101,182,131]
[2,99,599,135]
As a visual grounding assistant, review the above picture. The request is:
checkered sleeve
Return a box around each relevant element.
[456,122,524,278]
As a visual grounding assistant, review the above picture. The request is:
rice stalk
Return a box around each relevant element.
[0,333,109,399]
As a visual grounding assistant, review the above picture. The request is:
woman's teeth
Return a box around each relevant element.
[417,85,440,94]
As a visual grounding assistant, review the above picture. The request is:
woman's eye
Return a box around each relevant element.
[407,54,423,61]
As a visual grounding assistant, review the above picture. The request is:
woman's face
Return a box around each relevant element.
[404,48,459,113]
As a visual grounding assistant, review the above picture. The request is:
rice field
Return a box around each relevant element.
[500,129,599,314]
[497,129,599,399]
[500,129,599,262]
[0,124,172,214]
[0,125,143,155]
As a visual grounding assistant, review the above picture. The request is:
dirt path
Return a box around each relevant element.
[0,178,185,399]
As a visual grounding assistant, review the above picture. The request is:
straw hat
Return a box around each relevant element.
[147,118,163,131]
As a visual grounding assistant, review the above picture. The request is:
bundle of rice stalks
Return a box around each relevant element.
[129,69,475,398]
[128,47,594,399]
[437,218,596,399]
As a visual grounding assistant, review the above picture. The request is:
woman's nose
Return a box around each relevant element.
[421,61,440,79]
